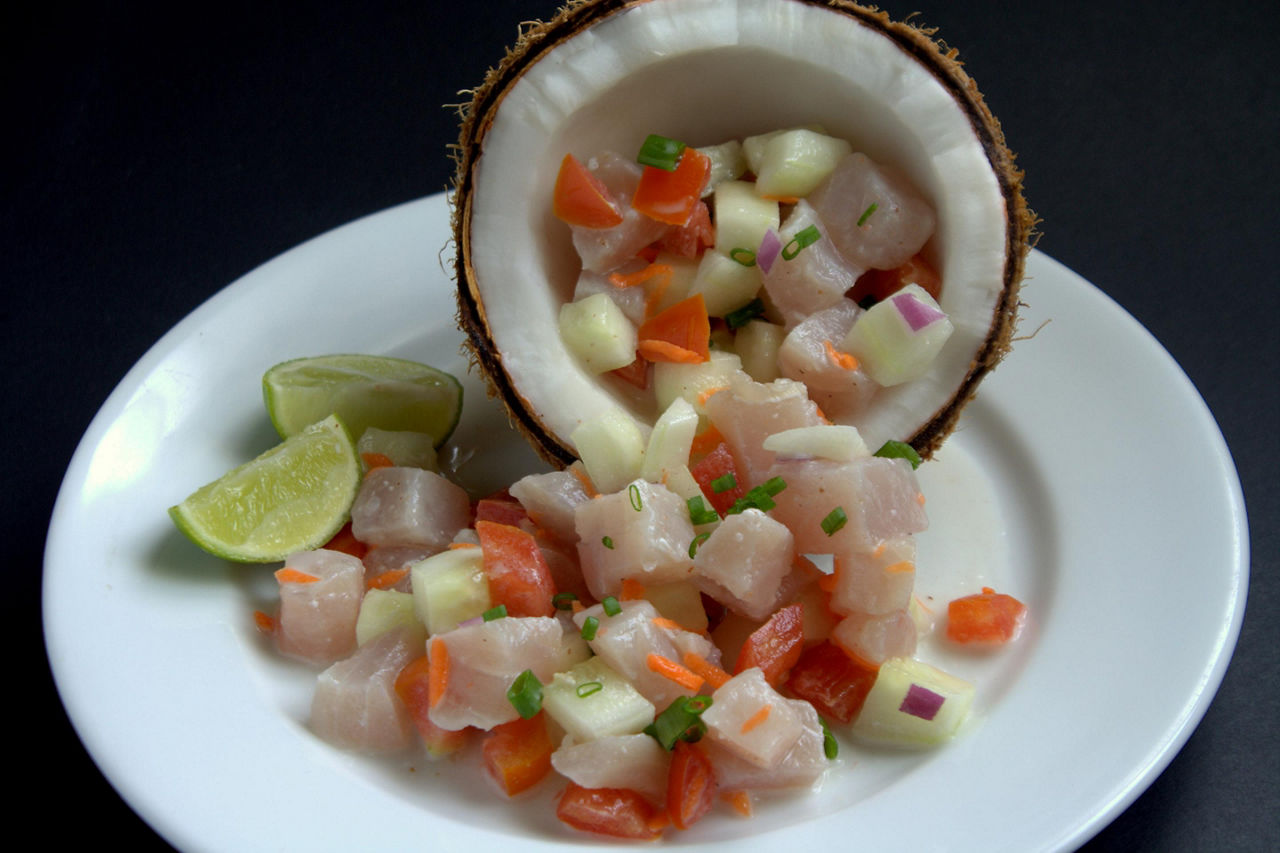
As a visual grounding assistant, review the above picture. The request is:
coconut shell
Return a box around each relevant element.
[452,0,1035,467]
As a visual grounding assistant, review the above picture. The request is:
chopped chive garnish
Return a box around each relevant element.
[781,224,822,260]
[602,535,615,549]
[506,669,543,720]
[576,681,604,698]
[687,495,719,526]
[857,202,879,227]
[482,604,508,621]
[760,476,787,496]
[725,298,765,330]
[688,532,711,558]
[729,247,757,267]
[820,506,848,537]
[726,476,788,515]
[873,439,923,470]
[602,596,622,617]
[629,483,643,511]
[552,592,579,611]
[710,472,737,493]
[821,718,839,759]
[636,134,686,172]
[644,695,714,750]
[580,615,599,641]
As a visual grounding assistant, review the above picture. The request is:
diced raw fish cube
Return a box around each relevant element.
[275,549,364,665]
[428,616,591,732]
[806,152,936,272]
[350,467,471,549]
[540,540,592,604]
[574,479,695,599]
[571,152,669,273]
[509,467,592,546]
[692,509,795,620]
[310,627,419,753]
[362,545,434,589]
[761,201,861,327]
[766,456,928,554]
[703,372,825,487]
[777,299,877,404]
[702,667,803,769]
[701,696,827,790]
[575,599,716,708]
[830,538,916,616]
[831,608,917,667]
[574,266,649,326]
[552,734,671,805]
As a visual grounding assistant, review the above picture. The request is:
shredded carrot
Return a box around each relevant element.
[817,568,840,593]
[643,275,673,320]
[681,651,731,690]
[914,595,934,615]
[637,294,709,363]
[689,424,726,459]
[872,541,888,558]
[646,653,704,692]
[823,339,859,370]
[886,560,915,575]
[569,464,599,498]
[651,616,683,631]
[274,567,320,584]
[447,541,480,550]
[609,262,672,289]
[361,451,395,471]
[916,491,927,506]
[723,790,753,817]
[758,194,800,204]
[740,704,772,734]
[252,610,276,633]
[367,567,410,590]
[814,404,832,425]
[696,385,728,407]
[428,637,449,709]
[637,339,704,364]
[571,599,586,614]
[620,578,646,601]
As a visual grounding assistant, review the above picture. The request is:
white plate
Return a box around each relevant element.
[45,194,1248,852]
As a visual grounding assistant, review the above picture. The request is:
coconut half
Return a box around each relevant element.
[453,0,1033,467]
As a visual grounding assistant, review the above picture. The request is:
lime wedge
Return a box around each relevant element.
[262,354,462,447]
[168,414,361,563]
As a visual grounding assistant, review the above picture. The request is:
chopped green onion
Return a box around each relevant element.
[856,202,879,227]
[644,695,714,750]
[602,535,615,549]
[729,247,757,267]
[688,532,711,558]
[580,615,600,641]
[726,476,788,515]
[629,483,643,511]
[602,596,622,617]
[637,134,686,172]
[820,507,848,537]
[710,472,737,493]
[552,592,579,611]
[724,298,765,330]
[576,681,604,698]
[873,439,923,470]
[760,476,787,496]
[482,604,508,621]
[687,495,719,526]
[821,718,839,759]
[506,669,543,720]
[781,225,822,260]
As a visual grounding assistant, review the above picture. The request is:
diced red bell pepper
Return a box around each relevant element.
[658,200,714,258]
[557,783,666,840]
[322,521,368,559]
[667,740,717,830]
[394,656,471,757]
[945,587,1027,645]
[784,640,879,724]
[631,147,712,227]
[636,293,711,365]
[735,603,804,686]
[475,519,557,617]
[475,495,529,527]
[552,153,624,228]
[482,712,554,796]
[850,253,941,305]
[609,356,651,390]
[689,441,746,515]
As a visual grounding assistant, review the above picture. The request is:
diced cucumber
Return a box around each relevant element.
[559,292,638,374]
[761,424,870,462]
[647,250,702,315]
[640,397,699,483]
[741,130,786,175]
[735,319,785,382]
[543,657,657,742]
[642,580,709,633]
[653,350,743,423]
[410,548,491,635]
[753,129,852,198]
[851,656,974,746]
[696,139,747,196]
[842,284,954,386]
[355,588,425,646]
[572,410,646,495]
[689,250,763,318]
[357,427,438,471]
[714,181,779,258]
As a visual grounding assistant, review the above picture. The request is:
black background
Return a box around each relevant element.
[10,1,1277,850]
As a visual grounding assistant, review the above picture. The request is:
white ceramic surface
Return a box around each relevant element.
[44,194,1247,852]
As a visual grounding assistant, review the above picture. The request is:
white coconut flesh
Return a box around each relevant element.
[457,0,1028,465]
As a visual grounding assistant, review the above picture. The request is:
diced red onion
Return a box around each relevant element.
[892,292,946,332]
[458,615,484,628]
[899,683,945,720]
[757,229,782,273]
